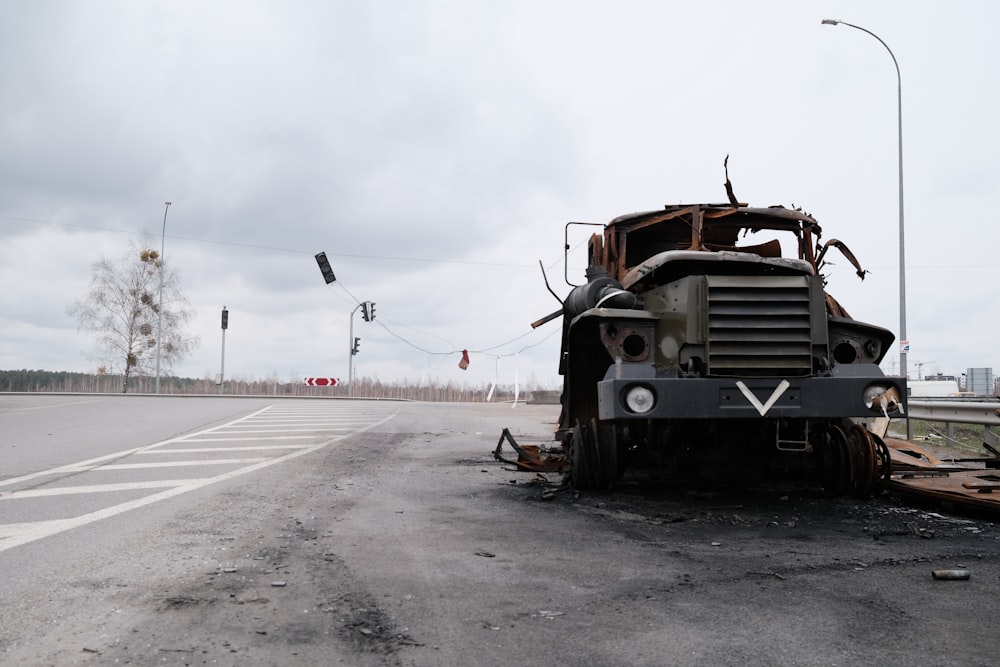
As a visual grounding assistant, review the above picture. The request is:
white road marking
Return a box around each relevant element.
[63,458,270,471]
[0,399,101,412]
[193,428,355,434]
[0,404,397,553]
[137,446,307,454]
[180,435,320,442]
[0,405,276,489]
[0,448,318,551]
[1,480,203,498]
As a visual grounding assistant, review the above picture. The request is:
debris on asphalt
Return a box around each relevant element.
[493,428,567,473]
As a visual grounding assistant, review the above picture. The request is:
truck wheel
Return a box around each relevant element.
[570,419,619,491]
[818,426,850,497]
[827,422,884,498]
[848,424,891,496]
[594,421,620,488]
[569,422,593,490]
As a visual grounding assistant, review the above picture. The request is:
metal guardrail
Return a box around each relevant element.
[905,398,1000,447]
[907,399,1000,425]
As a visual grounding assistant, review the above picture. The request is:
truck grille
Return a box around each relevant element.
[705,275,813,377]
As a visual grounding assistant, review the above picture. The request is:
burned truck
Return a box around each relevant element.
[552,201,906,495]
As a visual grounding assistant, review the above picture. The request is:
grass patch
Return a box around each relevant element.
[893,419,997,458]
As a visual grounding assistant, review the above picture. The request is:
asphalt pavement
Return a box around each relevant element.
[1,396,997,666]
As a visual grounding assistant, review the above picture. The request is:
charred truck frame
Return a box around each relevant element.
[552,201,906,495]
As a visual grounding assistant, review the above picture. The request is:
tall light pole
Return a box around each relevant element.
[155,201,172,394]
[822,19,906,377]
[823,19,908,437]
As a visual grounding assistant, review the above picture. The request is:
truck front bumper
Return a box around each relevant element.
[597,364,906,421]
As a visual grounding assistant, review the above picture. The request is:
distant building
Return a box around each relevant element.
[965,367,994,396]
[908,380,960,397]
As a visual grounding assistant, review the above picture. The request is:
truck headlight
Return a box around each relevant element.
[625,385,656,414]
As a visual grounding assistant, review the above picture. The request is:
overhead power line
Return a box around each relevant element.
[0,214,540,269]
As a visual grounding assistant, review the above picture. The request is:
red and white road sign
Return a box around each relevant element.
[303,377,340,386]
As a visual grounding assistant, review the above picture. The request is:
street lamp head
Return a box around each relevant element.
[165,201,172,206]
[821,19,841,26]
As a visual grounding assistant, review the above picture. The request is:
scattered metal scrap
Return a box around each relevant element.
[884,438,1000,514]
[931,569,971,580]
[493,428,567,473]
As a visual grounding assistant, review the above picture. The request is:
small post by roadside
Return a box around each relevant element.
[218,306,228,393]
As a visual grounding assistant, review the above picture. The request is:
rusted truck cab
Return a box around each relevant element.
[557,203,906,493]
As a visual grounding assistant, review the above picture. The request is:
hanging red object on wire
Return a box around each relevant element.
[458,349,470,370]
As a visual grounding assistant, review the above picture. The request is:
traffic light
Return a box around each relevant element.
[314,252,336,284]
[352,337,360,355]
[368,302,376,321]
[221,307,229,330]
[361,302,370,322]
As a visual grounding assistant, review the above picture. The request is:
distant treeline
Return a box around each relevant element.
[0,369,542,403]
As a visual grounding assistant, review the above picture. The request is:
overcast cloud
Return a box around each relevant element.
[1,0,997,390]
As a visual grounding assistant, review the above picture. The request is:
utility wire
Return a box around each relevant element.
[329,278,561,363]
[6,214,1000,270]
[10,212,567,363]
[0,214,541,269]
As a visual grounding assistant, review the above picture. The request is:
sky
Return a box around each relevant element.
[1,0,997,391]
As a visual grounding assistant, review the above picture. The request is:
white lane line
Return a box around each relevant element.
[228,419,385,424]
[0,405,275,488]
[181,435,319,442]
[1,399,101,412]
[251,414,391,418]
[60,458,269,471]
[137,446,307,454]
[206,428,355,434]
[216,427,363,432]
[0,410,398,553]
[1,480,203,499]
[232,418,374,421]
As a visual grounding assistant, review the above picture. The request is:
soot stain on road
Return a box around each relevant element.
[501,470,1000,575]
[480,466,1000,662]
[85,445,418,666]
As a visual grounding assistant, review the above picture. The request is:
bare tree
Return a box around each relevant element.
[68,236,198,392]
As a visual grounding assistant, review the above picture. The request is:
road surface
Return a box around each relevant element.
[1,395,997,666]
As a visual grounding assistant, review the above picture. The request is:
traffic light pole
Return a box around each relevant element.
[313,254,372,397]
[348,303,361,397]
[347,301,375,397]
[219,306,228,393]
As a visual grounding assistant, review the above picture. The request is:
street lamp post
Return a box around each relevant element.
[823,19,909,435]
[155,201,171,394]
